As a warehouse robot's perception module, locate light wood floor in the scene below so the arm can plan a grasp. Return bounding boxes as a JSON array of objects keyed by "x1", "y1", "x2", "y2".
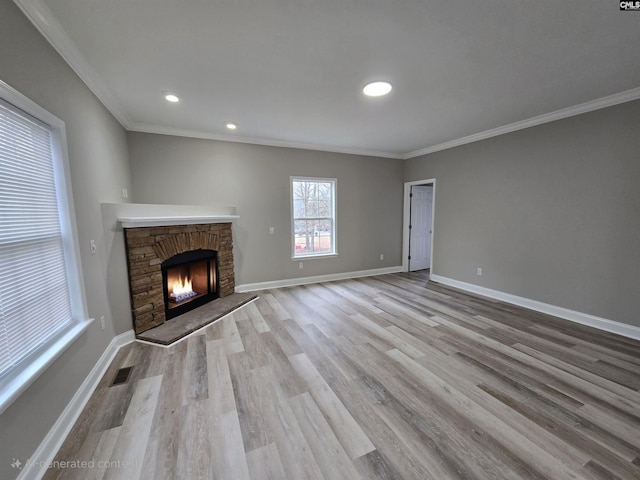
[{"x1": 45, "y1": 273, "x2": 640, "y2": 479}]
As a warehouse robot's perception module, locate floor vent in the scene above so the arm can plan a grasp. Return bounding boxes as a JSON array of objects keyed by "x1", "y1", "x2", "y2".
[{"x1": 110, "y1": 366, "x2": 133, "y2": 386}]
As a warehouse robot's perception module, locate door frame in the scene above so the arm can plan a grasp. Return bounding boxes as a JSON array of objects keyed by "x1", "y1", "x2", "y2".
[{"x1": 402, "y1": 178, "x2": 436, "y2": 273}]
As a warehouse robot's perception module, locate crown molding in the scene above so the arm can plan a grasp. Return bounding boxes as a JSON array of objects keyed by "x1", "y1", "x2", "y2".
[
  {"x1": 13, "y1": 0, "x2": 132, "y2": 127},
  {"x1": 128, "y1": 123, "x2": 405, "y2": 159},
  {"x1": 14, "y1": 0, "x2": 640, "y2": 161},
  {"x1": 404, "y1": 86, "x2": 640, "y2": 159}
]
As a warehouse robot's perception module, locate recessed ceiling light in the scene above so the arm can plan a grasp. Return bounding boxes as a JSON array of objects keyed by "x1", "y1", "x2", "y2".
[
  {"x1": 363, "y1": 81, "x2": 392, "y2": 97},
  {"x1": 163, "y1": 92, "x2": 180, "y2": 103},
  {"x1": 226, "y1": 122, "x2": 238, "y2": 130}
]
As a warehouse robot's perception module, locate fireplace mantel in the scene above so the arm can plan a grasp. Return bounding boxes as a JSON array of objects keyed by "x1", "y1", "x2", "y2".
[
  {"x1": 118, "y1": 215, "x2": 239, "y2": 228},
  {"x1": 104, "y1": 203, "x2": 239, "y2": 229}
]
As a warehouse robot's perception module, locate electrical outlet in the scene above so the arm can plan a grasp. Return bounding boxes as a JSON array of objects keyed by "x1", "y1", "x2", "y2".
[
  {"x1": 269, "y1": 227, "x2": 275, "y2": 235},
  {"x1": 100, "y1": 315, "x2": 105, "y2": 330},
  {"x1": 380, "y1": 254, "x2": 384, "y2": 261},
  {"x1": 90, "y1": 240, "x2": 97, "y2": 255},
  {"x1": 122, "y1": 188, "x2": 128, "y2": 199},
  {"x1": 477, "y1": 267, "x2": 483, "y2": 276},
  {"x1": 299, "y1": 262, "x2": 303, "y2": 270}
]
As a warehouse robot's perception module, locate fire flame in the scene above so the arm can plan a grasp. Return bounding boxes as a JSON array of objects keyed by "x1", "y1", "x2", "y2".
[{"x1": 171, "y1": 274, "x2": 193, "y2": 295}]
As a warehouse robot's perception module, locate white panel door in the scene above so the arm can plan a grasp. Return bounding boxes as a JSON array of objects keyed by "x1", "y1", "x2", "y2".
[{"x1": 409, "y1": 185, "x2": 432, "y2": 271}]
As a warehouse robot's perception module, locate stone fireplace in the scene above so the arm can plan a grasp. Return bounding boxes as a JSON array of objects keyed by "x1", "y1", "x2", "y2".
[{"x1": 123, "y1": 222, "x2": 235, "y2": 335}]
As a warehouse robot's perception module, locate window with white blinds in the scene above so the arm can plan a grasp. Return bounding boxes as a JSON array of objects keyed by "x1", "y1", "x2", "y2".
[
  {"x1": 291, "y1": 177, "x2": 337, "y2": 258},
  {"x1": 0, "y1": 98, "x2": 76, "y2": 380}
]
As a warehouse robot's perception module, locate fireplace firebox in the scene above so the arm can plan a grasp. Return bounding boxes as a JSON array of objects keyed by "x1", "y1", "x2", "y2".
[{"x1": 161, "y1": 249, "x2": 219, "y2": 320}]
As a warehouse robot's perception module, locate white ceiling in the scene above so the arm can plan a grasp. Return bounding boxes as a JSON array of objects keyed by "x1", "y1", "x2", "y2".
[{"x1": 16, "y1": 0, "x2": 640, "y2": 159}]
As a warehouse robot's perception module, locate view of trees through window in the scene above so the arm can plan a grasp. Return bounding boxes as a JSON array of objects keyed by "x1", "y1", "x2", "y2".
[{"x1": 292, "y1": 178, "x2": 335, "y2": 257}]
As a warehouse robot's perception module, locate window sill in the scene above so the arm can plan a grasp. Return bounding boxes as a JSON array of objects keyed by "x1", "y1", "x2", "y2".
[
  {"x1": 0, "y1": 317, "x2": 94, "y2": 415},
  {"x1": 291, "y1": 253, "x2": 339, "y2": 260}
]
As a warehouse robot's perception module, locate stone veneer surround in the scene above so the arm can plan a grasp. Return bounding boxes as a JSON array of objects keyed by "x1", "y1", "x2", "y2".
[{"x1": 124, "y1": 222, "x2": 235, "y2": 334}]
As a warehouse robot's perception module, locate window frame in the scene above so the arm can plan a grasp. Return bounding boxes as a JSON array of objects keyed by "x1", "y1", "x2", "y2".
[
  {"x1": 290, "y1": 176, "x2": 338, "y2": 260},
  {"x1": 0, "y1": 80, "x2": 91, "y2": 415}
]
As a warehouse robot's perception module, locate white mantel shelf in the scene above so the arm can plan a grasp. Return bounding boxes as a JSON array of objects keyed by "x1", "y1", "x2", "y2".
[{"x1": 118, "y1": 215, "x2": 239, "y2": 229}]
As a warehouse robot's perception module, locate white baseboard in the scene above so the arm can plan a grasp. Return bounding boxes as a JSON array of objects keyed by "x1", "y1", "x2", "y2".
[
  {"x1": 236, "y1": 266, "x2": 404, "y2": 292},
  {"x1": 430, "y1": 274, "x2": 640, "y2": 341},
  {"x1": 19, "y1": 330, "x2": 135, "y2": 480}
]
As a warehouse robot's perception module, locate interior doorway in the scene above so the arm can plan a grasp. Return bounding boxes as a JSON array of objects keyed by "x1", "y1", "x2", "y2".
[{"x1": 403, "y1": 179, "x2": 435, "y2": 272}]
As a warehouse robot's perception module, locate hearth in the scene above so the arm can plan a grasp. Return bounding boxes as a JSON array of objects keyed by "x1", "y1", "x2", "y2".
[{"x1": 162, "y1": 249, "x2": 219, "y2": 320}]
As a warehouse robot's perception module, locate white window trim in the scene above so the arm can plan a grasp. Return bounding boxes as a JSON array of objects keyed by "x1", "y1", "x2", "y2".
[
  {"x1": 290, "y1": 176, "x2": 337, "y2": 260},
  {"x1": 0, "y1": 80, "x2": 91, "y2": 415}
]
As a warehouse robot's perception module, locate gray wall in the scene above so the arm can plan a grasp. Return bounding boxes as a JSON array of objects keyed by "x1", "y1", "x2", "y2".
[
  {"x1": 127, "y1": 133, "x2": 405, "y2": 286},
  {"x1": 405, "y1": 100, "x2": 640, "y2": 328},
  {"x1": 0, "y1": 1, "x2": 131, "y2": 476},
  {"x1": 2, "y1": 0, "x2": 639, "y2": 473}
]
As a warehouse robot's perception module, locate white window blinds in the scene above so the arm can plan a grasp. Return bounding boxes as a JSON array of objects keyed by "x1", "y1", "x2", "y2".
[{"x1": 0, "y1": 99, "x2": 73, "y2": 379}]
